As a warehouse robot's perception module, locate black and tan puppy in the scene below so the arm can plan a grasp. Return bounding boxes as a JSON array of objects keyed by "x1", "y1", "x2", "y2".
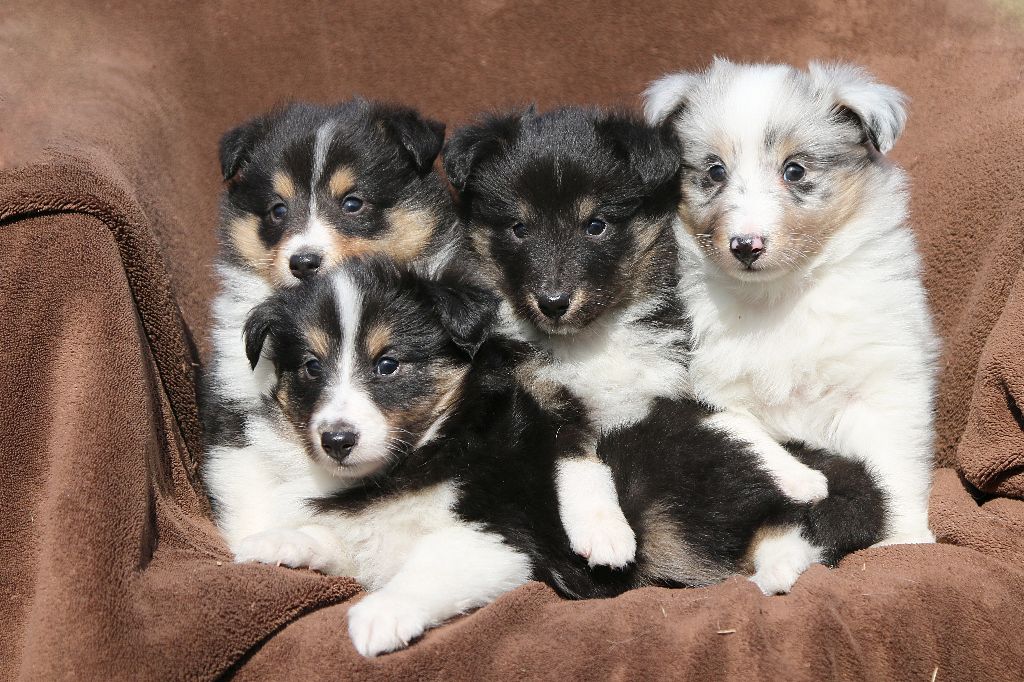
[
  {"x1": 202, "y1": 99, "x2": 460, "y2": 449},
  {"x1": 202, "y1": 257, "x2": 885, "y2": 658},
  {"x1": 443, "y1": 106, "x2": 691, "y2": 569}
]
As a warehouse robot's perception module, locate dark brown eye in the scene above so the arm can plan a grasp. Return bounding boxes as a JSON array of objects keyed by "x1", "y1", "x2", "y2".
[
  {"x1": 512, "y1": 222, "x2": 527, "y2": 239},
  {"x1": 269, "y1": 202, "x2": 289, "y2": 224},
  {"x1": 341, "y1": 195, "x2": 364, "y2": 214},
  {"x1": 585, "y1": 218, "x2": 607, "y2": 236},
  {"x1": 374, "y1": 357, "x2": 399, "y2": 376},
  {"x1": 302, "y1": 358, "x2": 323, "y2": 380},
  {"x1": 783, "y1": 163, "x2": 806, "y2": 182},
  {"x1": 708, "y1": 164, "x2": 727, "y2": 183}
]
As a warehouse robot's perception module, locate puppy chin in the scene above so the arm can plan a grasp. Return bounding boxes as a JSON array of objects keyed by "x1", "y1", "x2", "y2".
[
  {"x1": 524, "y1": 306, "x2": 592, "y2": 337},
  {"x1": 313, "y1": 449, "x2": 389, "y2": 480},
  {"x1": 710, "y1": 251, "x2": 794, "y2": 284}
]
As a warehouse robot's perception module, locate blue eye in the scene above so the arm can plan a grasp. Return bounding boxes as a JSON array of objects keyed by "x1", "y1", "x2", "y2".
[
  {"x1": 269, "y1": 202, "x2": 289, "y2": 223},
  {"x1": 374, "y1": 357, "x2": 399, "y2": 376},
  {"x1": 783, "y1": 162, "x2": 806, "y2": 182},
  {"x1": 512, "y1": 223, "x2": 527, "y2": 239},
  {"x1": 585, "y1": 218, "x2": 607, "y2": 236},
  {"x1": 342, "y1": 196, "x2": 364, "y2": 213},
  {"x1": 708, "y1": 164, "x2": 727, "y2": 183},
  {"x1": 303, "y1": 358, "x2": 322, "y2": 380}
]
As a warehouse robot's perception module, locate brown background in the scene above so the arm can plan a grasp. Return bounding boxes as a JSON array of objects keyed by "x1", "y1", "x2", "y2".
[{"x1": 2, "y1": 0, "x2": 1023, "y2": 678}]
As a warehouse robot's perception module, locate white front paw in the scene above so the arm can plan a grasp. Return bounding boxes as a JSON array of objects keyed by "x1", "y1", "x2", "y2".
[
  {"x1": 773, "y1": 464, "x2": 829, "y2": 503},
  {"x1": 347, "y1": 592, "x2": 429, "y2": 657},
  {"x1": 749, "y1": 559, "x2": 806, "y2": 596},
  {"x1": 873, "y1": 528, "x2": 936, "y2": 547},
  {"x1": 566, "y1": 506, "x2": 637, "y2": 569},
  {"x1": 233, "y1": 528, "x2": 331, "y2": 570}
]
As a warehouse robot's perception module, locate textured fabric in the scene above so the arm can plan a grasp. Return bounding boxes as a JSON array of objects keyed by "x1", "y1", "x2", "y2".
[{"x1": 1, "y1": 0, "x2": 1023, "y2": 678}]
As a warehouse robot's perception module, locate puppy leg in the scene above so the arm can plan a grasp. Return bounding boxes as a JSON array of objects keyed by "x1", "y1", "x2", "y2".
[
  {"x1": 556, "y1": 456, "x2": 637, "y2": 568},
  {"x1": 233, "y1": 524, "x2": 352, "y2": 573},
  {"x1": 748, "y1": 526, "x2": 823, "y2": 595},
  {"x1": 707, "y1": 411, "x2": 829, "y2": 503},
  {"x1": 346, "y1": 526, "x2": 531, "y2": 658},
  {"x1": 835, "y1": 403, "x2": 935, "y2": 545}
]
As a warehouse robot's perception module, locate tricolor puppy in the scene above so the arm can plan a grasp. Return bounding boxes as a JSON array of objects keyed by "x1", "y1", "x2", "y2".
[
  {"x1": 202, "y1": 99, "x2": 459, "y2": 447},
  {"x1": 204, "y1": 258, "x2": 885, "y2": 658},
  {"x1": 644, "y1": 59, "x2": 939, "y2": 543},
  {"x1": 443, "y1": 106, "x2": 691, "y2": 569}
]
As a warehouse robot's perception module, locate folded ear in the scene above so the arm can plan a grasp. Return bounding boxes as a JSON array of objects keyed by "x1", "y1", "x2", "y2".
[
  {"x1": 643, "y1": 71, "x2": 700, "y2": 125},
  {"x1": 425, "y1": 278, "x2": 499, "y2": 358},
  {"x1": 594, "y1": 114, "x2": 681, "y2": 190},
  {"x1": 374, "y1": 104, "x2": 447, "y2": 174},
  {"x1": 443, "y1": 109, "x2": 529, "y2": 191},
  {"x1": 219, "y1": 113, "x2": 274, "y2": 181},
  {"x1": 809, "y1": 61, "x2": 908, "y2": 154},
  {"x1": 242, "y1": 299, "x2": 281, "y2": 370}
]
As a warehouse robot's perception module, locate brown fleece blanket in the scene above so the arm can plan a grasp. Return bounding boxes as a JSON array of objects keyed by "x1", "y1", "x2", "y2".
[{"x1": 2, "y1": 0, "x2": 1023, "y2": 678}]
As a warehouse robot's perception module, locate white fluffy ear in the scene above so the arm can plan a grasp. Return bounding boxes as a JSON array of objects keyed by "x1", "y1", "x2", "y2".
[
  {"x1": 642, "y1": 71, "x2": 699, "y2": 125},
  {"x1": 809, "y1": 61, "x2": 908, "y2": 154}
]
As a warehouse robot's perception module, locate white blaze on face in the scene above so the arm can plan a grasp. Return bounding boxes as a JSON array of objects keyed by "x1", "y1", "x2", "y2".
[
  {"x1": 276, "y1": 119, "x2": 340, "y2": 283},
  {"x1": 713, "y1": 66, "x2": 790, "y2": 244},
  {"x1": 309, "y1": 269, "x2": 391, "y2": 477}
]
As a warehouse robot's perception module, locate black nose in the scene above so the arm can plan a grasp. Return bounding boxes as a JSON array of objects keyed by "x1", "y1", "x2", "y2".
[
  {"x1": 320, "y1": 430, "x2": 358, "y2": 462},
  {"x1": 729, "y1": 235, "x2": 765, "y2": 267},
  {"x1": 289, "y1": 253, "x2": 322, "y2": 279},
  {"x1": 537, "y1": 291, "x2": 572, "y2": 319}
]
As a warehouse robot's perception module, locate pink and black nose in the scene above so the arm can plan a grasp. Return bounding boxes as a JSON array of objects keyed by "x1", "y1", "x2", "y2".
[
  {"x1": 321, "y1": 429, "x2": 358, "y2": 463},
  {"x1": 729, "y1": 235, "x2": 765, "y2": 267},
  {"x1": 289, "y1": 253, "x2": 322, "y2": 279},
  {"x1": 537, "y1": 291, "x2": 572, "y2": 319}
]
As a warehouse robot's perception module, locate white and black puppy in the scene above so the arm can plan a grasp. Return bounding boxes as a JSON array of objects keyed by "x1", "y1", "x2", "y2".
[
  {"x1": 205, "y1": 257, "x2": 884, "y2": 658},
  {"x1": 443, "y1": 106, "x2": 688, "y2": 568},
  {"x1": 644, "y1": 59, "x2": 939, "y2": 543},
  {"x1": 202, "y1": 99, "x2": 460, "y2": 448}
]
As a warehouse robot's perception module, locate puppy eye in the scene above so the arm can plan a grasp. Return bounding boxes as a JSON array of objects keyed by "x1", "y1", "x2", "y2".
[
  {"x1": 302, "y1": 358, "x2": 323, "y2": 380},
  {"x1": 511, "y1": 222, "x2": 527, "y2": 239},
  {"x1": 783, "y1": 163, "x2": 806, "y2": 182},
  {"x1": 708, "y1": 164, "x2": 727, "y2": 183},
  {"x1": 268, "y1": 202, "x2": 289, "y2": 224},
  {"x1": 341, "y1": 195, "x2": 365, "y2": 214},
  {"x1": 374, "y1": 356, "x2": 400, "y2": 376},
  {"x1": 585, "y1": 218, "x2": 607, "y2": 237}
]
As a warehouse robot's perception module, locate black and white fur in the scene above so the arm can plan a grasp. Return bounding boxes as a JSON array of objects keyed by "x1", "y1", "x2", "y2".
[
  {"x1": 204, "y1": 258, "x2": 885, "y2": 658},
  {"x1": 202, "y1": 99, "x2": 460, "y2": 450},
  {"x1": 644, "y1": 60, "x2": 939, "y2": 544}
]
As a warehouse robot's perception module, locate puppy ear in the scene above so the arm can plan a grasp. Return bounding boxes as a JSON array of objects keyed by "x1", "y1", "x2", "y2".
[
  {"x1": 443, "y1": 110, "x2": 527, "y2": 192},
  {"x1": 242, "y1": 299, "x2": 280, "y2": 370},
  {"x1": 643, "y1": 71, "x2": 700, "y2": 125},
  {"x1": 595, "y1": 114, "x2": 681, "y2": 190},
  {"x1": 809, "y1": 61, "x2": 908, "y2": 154},
  {"x1": 219, "y1": 114, "x2": 273, "y2": 181},
  {"x1": 376, "y1": 105, "x2": 447, "y2": 174},
  {"x1": 426, "y1": 278, "x2": 499, "y2": 358}
]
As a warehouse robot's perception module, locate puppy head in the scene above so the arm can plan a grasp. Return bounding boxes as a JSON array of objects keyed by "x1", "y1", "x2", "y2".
[
  {"x1": 645, "y1": 59, "x2": 906, "y2": 281},
  {"x1": 217, "y1": 100, "x2": 450, "y2": 287},
  {"x1": 444, "y1": 106, "x2": 680, "y2": 335},
  {"x1": 243, "y1": 258, "x2": 496, "y2": 480}
]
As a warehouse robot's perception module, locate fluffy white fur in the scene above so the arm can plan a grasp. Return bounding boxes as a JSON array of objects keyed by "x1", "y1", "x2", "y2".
[
  {"x1": 748, "y1": 526, "x2": 823, "y2": 595},
  {"x1": 555, "y1": 458, "x2": 636, "y2": 568},
  {"x1": 645, "y1": 59, "x2": 939, "y2": 544}
]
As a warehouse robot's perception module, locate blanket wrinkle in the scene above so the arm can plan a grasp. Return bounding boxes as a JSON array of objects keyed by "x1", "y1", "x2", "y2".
[{"x1": 2, "y1": 0, "x2": 1024, "y2": 678}]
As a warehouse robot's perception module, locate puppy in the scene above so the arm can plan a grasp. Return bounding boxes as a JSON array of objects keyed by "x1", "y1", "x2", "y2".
[
  {"x1": 204, "y1": 258, "x2": 884, "y2": 657},
  {"x1": 644, "y1": 59, "x2": 939, "y2": 543},
  {"x1": 202, "y1": 99, "x2": 460, "y2": 448},
  {"x1": 442, "y1": 106, "x2": 691, "y2": 569}
]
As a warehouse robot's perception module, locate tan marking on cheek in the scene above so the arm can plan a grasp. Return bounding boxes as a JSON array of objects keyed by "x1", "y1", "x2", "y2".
[
  {"x1": 392, "y1": 364, "x2": 468, "y2": 436},
  {"x1": 228, "y1": 215, "x2": 288, "y2": 286},
  {"x1": 329, "y1": 166, "x2": 357, "y2": 198},
  {"x1": 364, "y1": 323, "x2": 391, "y2": 359},
  {"x1": 306, "y1": 328, "x2": 332, "y2": 360},
  {"x1": 272, "y1": 172, "x2": 297, "y2": 200},
  {"x1": 378, "y1": 206, "x2": 436, "y2": 262},
  {"x1": 775, "y1": 168, "x2": 869, "y2": 267}
]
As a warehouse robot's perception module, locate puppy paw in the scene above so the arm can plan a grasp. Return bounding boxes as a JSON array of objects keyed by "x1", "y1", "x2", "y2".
[
  {"x1": 773, "y1": 464, "x2": 829, "y2": 504},
  {"x1": 233, "y1": 528, "x2": 331, "y2": 571},
  {"x1": 347, "y1": 592, "x2": 429, "y2": 658},
  {"x1": 566, "y1": 507, "x2": 637, "y2": 569},
  {"x1": 872, "y1": 528, "x2": 936, "y2": 547},
  {"x1": 749, "y1": 559, "x2": 807, "y2": 596}
]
